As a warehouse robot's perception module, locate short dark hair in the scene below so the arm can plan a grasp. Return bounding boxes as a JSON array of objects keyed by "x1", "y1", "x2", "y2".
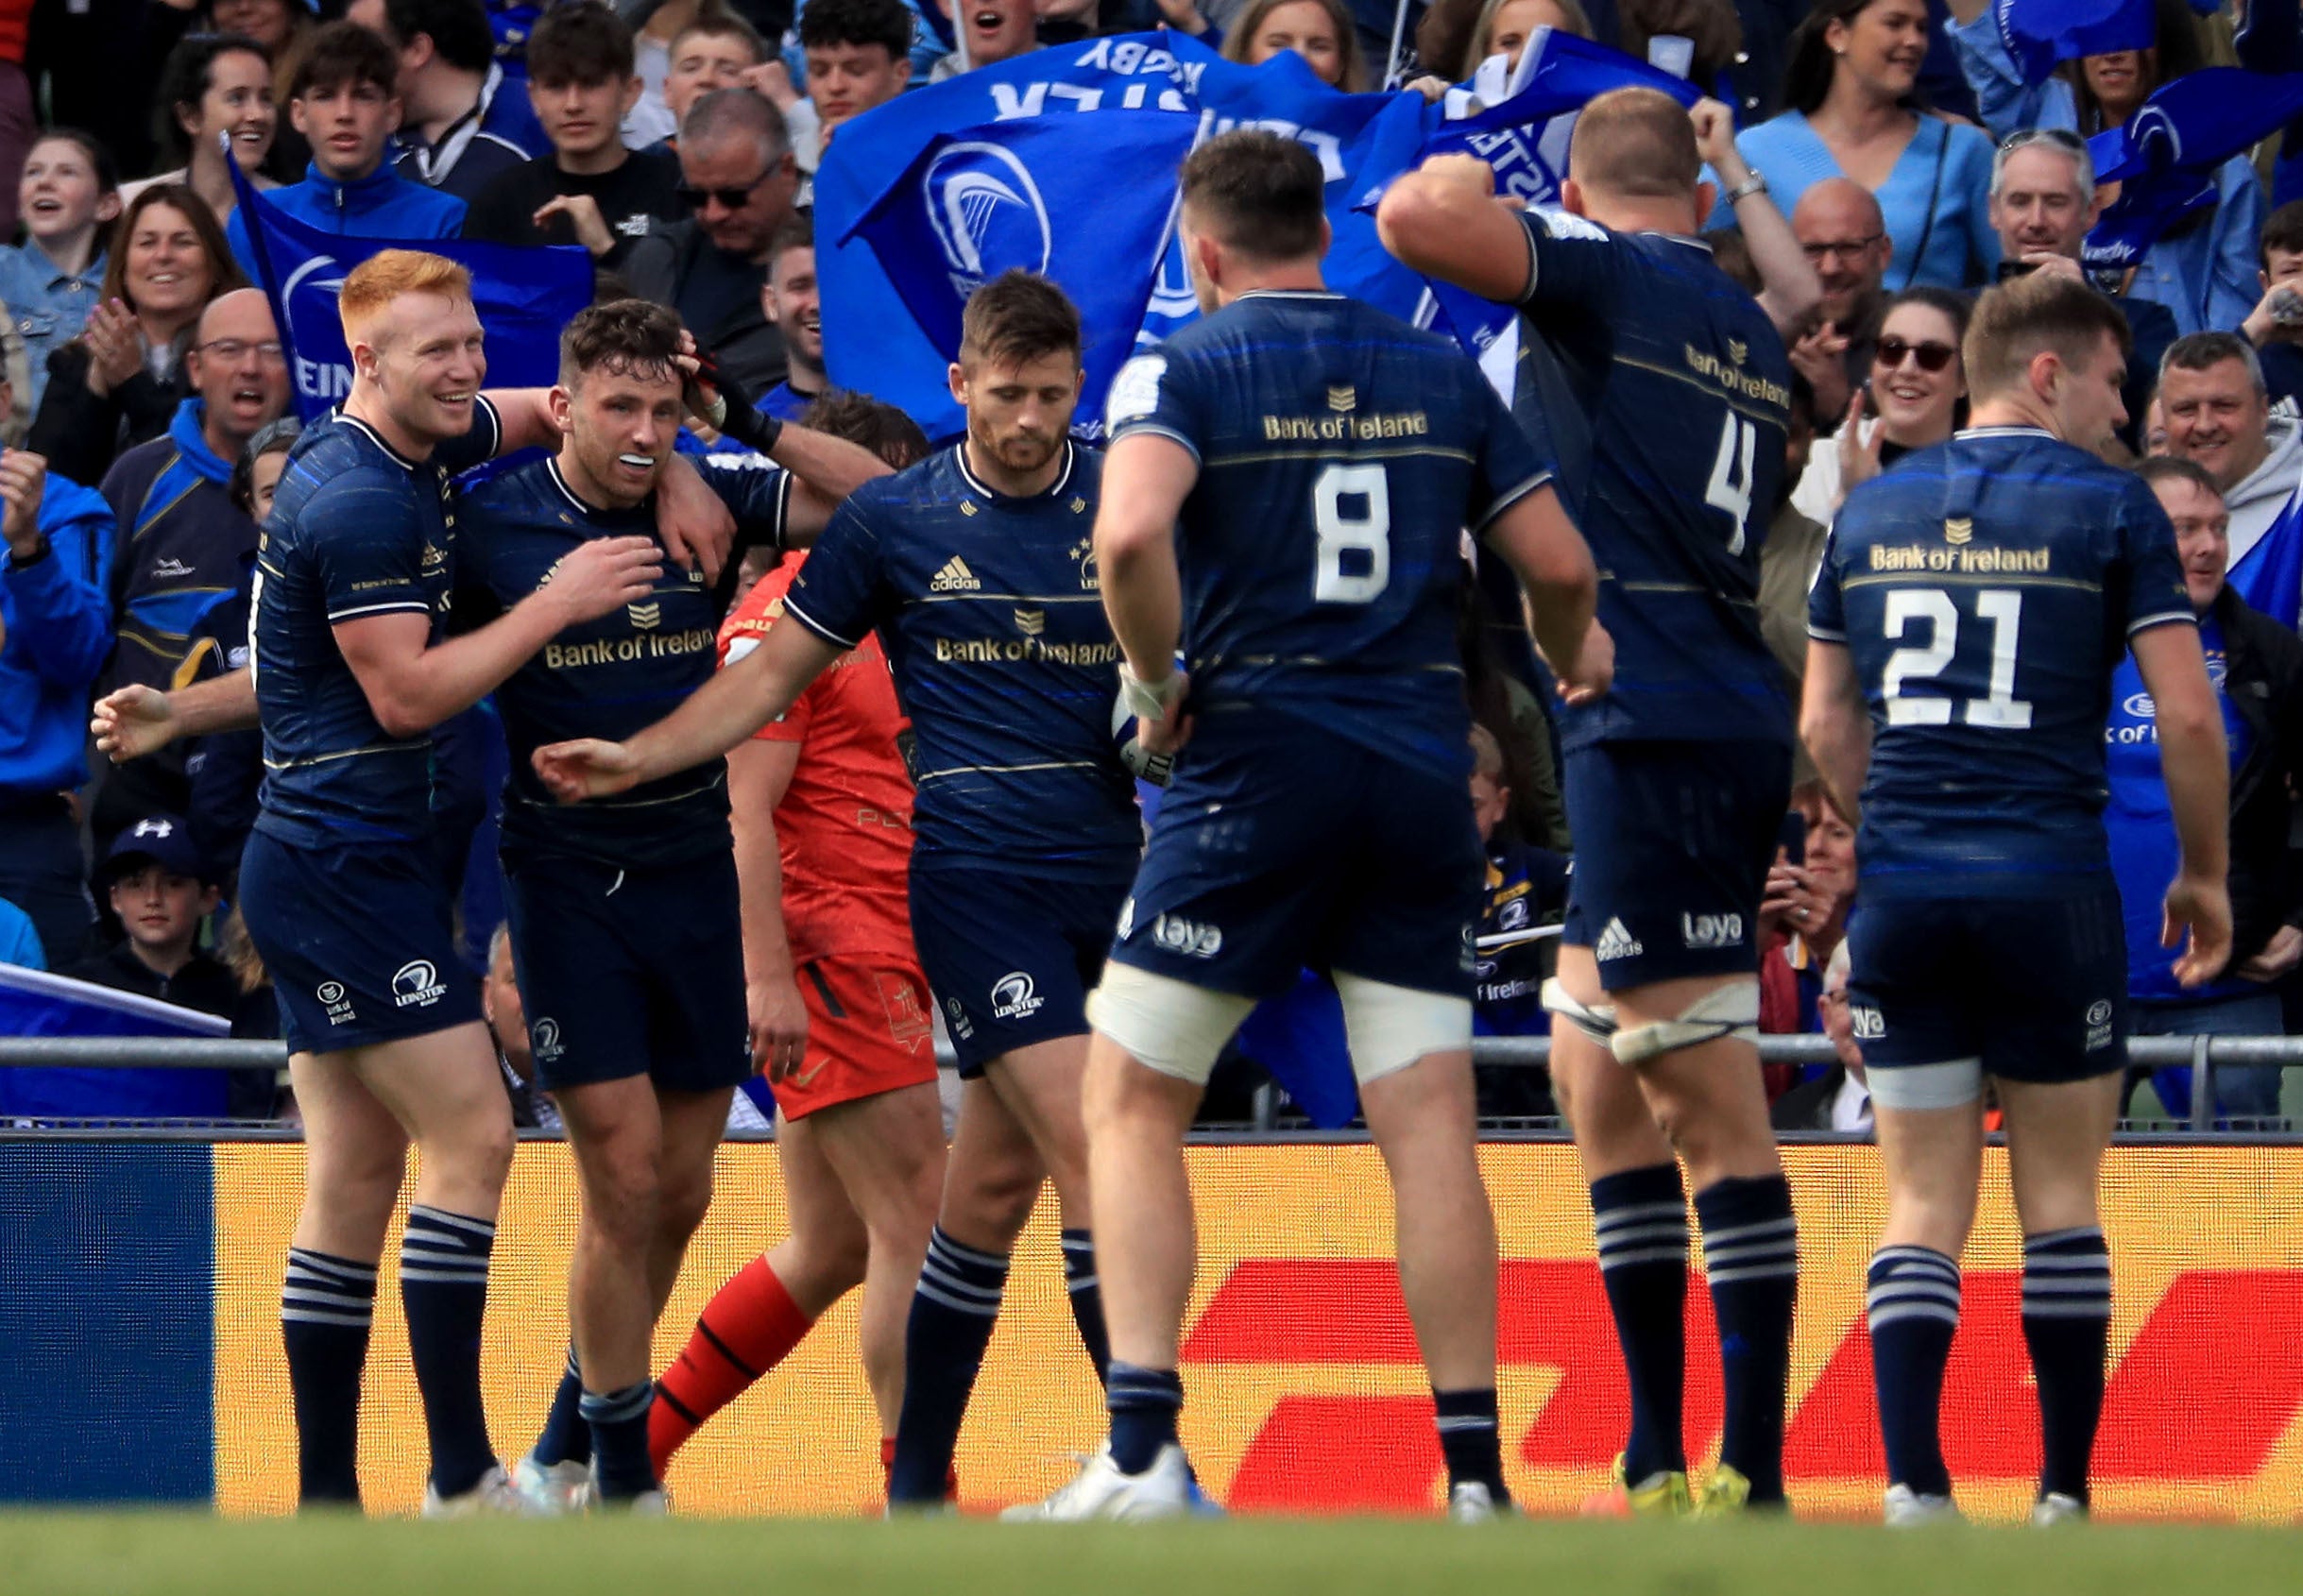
[
  {"x1": 671, "y1": 7, "x2": 768, "y2": 64},
  {"x1": 1965, "y1": 269, "x2": 2133, "y2": 401},
  {"x1": 2262, "y1": 199, "x2": 2303, "y2": 272},
  {"x1": 525, "y1": 0, "x2": 634, "y2": 87},
  {"x1": 797, "y1": 0, "x2": 913, "y2": 58},
  {"x1": 2135, "y1": 454, "x2": 2223, "y2": 501},
  {"x1": 559, "y1": 297, "x2": 685, "y2": 387},
  {"x1": 293, "y1": 21, "x2": 401, "y2": 100},
  {"x1": 2160, "y1": 329, "x2": 2265, "y2": 395},
  {"x1": 800, "y1": 392, "x2": 930, "y2": 470},
  {"x1": 31, "y1": 127, "x2": 119, "y2": 196},
  {"x1": 1179, "y1": 129, "x2": 1324, "y2": 263},
  {"x1": 230, "y1": 416, "x2": 304, "y2": 517},
  {"x1": 768, "y1": 212, "x2": 813, "y2": 266},
  {"x1": 959, "y1": 270, "x2": 1081, "y2": 371},
  {"x1": 374, "y1": 0, "x2": 497, "y2": 75},
  {"x1": 157, "y1": 33, "x2": 272, "y2": 169}
]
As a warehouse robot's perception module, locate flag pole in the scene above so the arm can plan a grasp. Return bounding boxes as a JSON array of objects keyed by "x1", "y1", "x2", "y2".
[{"x1": 1385, "y1": 0, "x2": 1412, "y2": 87}]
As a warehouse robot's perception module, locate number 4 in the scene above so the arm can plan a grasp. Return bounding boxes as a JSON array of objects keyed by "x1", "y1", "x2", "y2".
[{"x1": 1705, "y1": 413, "x2": 1757, "y2": 555}]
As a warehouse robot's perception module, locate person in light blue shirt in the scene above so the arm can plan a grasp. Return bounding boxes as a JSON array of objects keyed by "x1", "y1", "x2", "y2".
[
  {"x1": 1945, "y1": 0, "x2": 2261, "y2": 335},
  {"x1": 0, "y1": 132, "x2": 119, "y2": 416},
  {"x1": 1725, "y1": 0, "x2": 1997, "y2": 291}
]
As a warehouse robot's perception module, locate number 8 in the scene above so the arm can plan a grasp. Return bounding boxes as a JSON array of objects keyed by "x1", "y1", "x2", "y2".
[{"x1": 1312, "y1": 463, "x2": 1390, "y2": 604}]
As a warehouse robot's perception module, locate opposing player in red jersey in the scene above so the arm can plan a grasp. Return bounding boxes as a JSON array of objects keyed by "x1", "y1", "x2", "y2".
[{"x1": 648, "y1": 398, "x2": 955, "y2": 1488}]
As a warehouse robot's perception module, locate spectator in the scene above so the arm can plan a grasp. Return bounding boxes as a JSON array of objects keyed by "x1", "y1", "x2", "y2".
[
  {"x1": 0, "y1": 132, "x2": 120, "y2": 415},
  {"x1": 1467, "y1": 723, "x2": 1565, "y2": 1117},
  {"x1": 929, "y1": 0, "x2": 1042, "y2": 78},
  {"x1": 481, "y1": 921, "x2": 560, "y2": 1131},
  {"x1": 638, "y1": 4, "x2": 767, "y2": 153},
  {"x1": 2107, "y1": 457, "x2": 2303, "y2": 1128},
  {"x1": 788, "y1": 0, "x2": 913, "y2": 173},
  {"x1": 350, "y1": 0, "x2": 550, "y2": 202},
  {"x1": 224, "y1": 24, "x2": 469, "y2": 280},
  {"x1": 2158, "y1": 331, "x2": 2303, "y2": 564},
  {"x1": 756, "y1": 216, "x2": 826, "y2": 423},
  {"x1": 0, "y1": 427, "x2": 113, "y2": 967},
  {"x1": 1946, "y1": 0, "x2": 2254, "y2": 335},
  {"x1": 1618, "y1": 0, "x2": 1745, "y2": 101},
  {"x1": 92, "y1": 288, "x2": 288, "y2": 841},
  {"x1": 461, "y1": 2, "x2": 686, "y2": 268},
  {"x1": 1769, "y1": 942, "x2": 1872, "y2": 1132},
  {"x1": 1728, "y1": 0, "x2": 1997, "y2": 291},
  {"x1": 0, "y1": 0, "x2": 36, "y2": 235},
  {"x1": 1457, "y1": 0, "x2": 1592, "y2": 79},
  {"x1": 1758, "y1": 782, "x2": 1851, "y2": 1036},
  {"x1": 134, "y1": 0, "x2": 321, "y2": 181},
  {"x1": 30, "y1": 189, "x2": 243, "y2": 523},
  {"x1": 177, "y1": 416, "x2": 300, "y2": 887},
  {"x1": 2240, "y1": 199, "x2": 2303, "y2": 412},
  {"x1": 122, "y1": 34, "x2": 281, "y2": 230},
  {"x1": 1788, "y1": 177, "x2": 1890, "y2": 421},
  {"x1": 1987, "y1": 127, "x2": 2177, "y2": 450},
  {"x1": 1791, "y1": 284, "x2": 1968, "y2": 526},
  {"x1": 626, "y1": 88, "x2": 795, "y2": 395},
  {"x1": 1221, "y1": 0, "x2": 1368, "y2": 90}
]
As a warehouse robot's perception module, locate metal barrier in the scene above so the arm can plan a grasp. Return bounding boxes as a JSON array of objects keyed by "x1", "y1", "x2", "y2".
[{"x1": 5, "y1": 1032, "x2": 2300, "y2": 1136}]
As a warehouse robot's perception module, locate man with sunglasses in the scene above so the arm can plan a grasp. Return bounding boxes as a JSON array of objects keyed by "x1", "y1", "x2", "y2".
[
  {"x1": 1988, "y1": 127, "x2": 2175, "y2": 451},
  {"x1": 626, "y1": 88, "x2": 798, "y2": 399}
]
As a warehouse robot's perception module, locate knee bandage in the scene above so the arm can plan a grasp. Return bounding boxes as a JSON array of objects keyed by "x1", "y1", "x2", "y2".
[
  {"x1": 1333, "y1": 972, "x2": 1472, "y2": 1085},
  {"x1": 1085, "y1": 962, "x2": 1254, "y2": 1086},
  {"x1": 1612, "y1": 979, "x2": 1760, "y2": 1067},
  {"x1": 1542, "y1": 978, "x2": 1620, "y2": 1044}
]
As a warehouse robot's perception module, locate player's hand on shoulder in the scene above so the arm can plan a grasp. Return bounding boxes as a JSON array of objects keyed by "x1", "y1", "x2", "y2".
[
  {"x1": 2163, "y1": 872, "x2": 2235, "y2": 990},
  {"x1": 533, "y1": 738, "x2": 643, "y2": 802},
  {"x1": 544, "y1": 535, "x2": 663, "y2": 624},
  {"x1": 656, "y1": 454, "x2": 737, "y2": 584},
  {"x1": 1551, "y1": 619, "x2": 1613, "y2": 707},
  {"x1": 91, "y1": 684, "x2": 179, "y2": 764},
  {"x1": 748, "y1": 974, "x2": 810, "y2": 1080}
]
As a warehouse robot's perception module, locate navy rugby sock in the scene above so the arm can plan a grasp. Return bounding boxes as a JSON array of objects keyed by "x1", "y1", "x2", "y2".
[
  {"x1": 2022, "y1": 1227, "x2": 2111, "y2": 1505},
  {"x1": 1106, "y1": 1362, "x2": 1184, "y2": 1475},
  {"x1": 888, "y1": 1227, "x2": 1009, "y2": 1503},
  {"x1": 1591, "y1": 1163, "x2": 1690, "y2": 1482},
  {"x1": 281, "y1": 1248, "x2": 377, "y2": 1505},
  {"x1": 533, "y1": 1344, "x2": 591, "y2": 1467},
  {"x1": 1866, "y1": 1247, "x2": 1960, "y2": 1498},
  {"x1": 1695, "y1": 1175, "x2": 1798, "y2": 1504},
  {"x1": 1060, "y1": 1228, "x2": 1111, "y2": 1384},
  {"x1": 401, "y1": 1205, "x2": 500, "y2": 1499}
]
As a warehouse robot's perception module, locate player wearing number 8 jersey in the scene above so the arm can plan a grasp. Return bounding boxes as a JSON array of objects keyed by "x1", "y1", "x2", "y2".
[
  {"x1": 1802, "y1": 270, "x2": 2232, "y2": 1526},
  {"x1": 1382, "y1": 89, "x2": 1803, "y2": 1516},
  {"x1": 1014, "y1": 129, "x2": 1606, "y2": 1522}
]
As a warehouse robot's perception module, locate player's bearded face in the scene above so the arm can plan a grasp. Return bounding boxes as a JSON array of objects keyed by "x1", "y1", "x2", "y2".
[
  {"x1": 567, "y1": 365, "x2": 681, "y2": 507},
  {"x1": 964, "y1": 351, "x2": 1082, "y2": 474}
]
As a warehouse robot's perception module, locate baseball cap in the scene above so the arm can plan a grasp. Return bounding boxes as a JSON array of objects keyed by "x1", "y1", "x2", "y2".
[{"x1": 97, "y1": 816, "x2": 214, "y2": 888}]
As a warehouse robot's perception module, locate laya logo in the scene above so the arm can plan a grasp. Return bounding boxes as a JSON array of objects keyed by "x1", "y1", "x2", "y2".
[
  {"x1": 990, "y1": 970, "x2": 1043, "y2": 1020},
  {"x1": 392, "y1": 959, "x2": 448, "y2": 1009},
  {"x1": 923, "y1": 141, "x2": 1052, "y2": 300},
  {"x1": 1849, "y1": 1005, "x2": 1885, "y2": 1040},
  {"x1": 1680, "y1": 912, "x2": 1744, "y2": 951},
  {"x1": 1152, "y1": 913, "x2": 1223, "y2": 959},
  {"x1": 532, "y1": 1017, "x2": 563, "y2": 1061}
]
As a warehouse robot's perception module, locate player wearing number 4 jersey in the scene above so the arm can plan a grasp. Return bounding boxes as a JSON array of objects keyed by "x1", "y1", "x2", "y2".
[
  {"x1": 1383, "y1": 89, "x2": 1802, "y2": 1517},
  {"x1": 1803, "y1": 270, "x2": 2232, "y2": 1527},
  {"x1": 1012, "y1": 129, "x2": 1607, "y2": 1523}
]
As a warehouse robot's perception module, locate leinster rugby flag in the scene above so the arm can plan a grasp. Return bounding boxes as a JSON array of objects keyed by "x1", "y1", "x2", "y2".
[
  {"x1": 229, "y1": 161, "x2": 591, "y2": 422},
  {"x1": 2085, "y1": 68, "x2": 2303, "y2": 268},
  {"x1": 0, "y1": 964, "x2": 233, "y2": 1120},
  {"x1": 1993, "y1": 0, "x2": 2157, "y2": 86}
]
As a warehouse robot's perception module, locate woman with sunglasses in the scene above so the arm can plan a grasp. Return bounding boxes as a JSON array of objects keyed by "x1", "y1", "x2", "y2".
[
  {"x1": 1946, "y1": 0, "x2": 2259, "y2": 336},
  {"x1": 1793, "y1": 286, "x2": 1970, "y2": 527},
  {"x1": 1722, "y1": 0, "x2": 1998, "y2": 292}
]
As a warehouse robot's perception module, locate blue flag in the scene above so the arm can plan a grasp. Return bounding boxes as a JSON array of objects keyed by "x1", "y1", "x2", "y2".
[
  {"x1": 2084, "y1": 68, "x2": 2303, "y2": 267},
  {"x1": 1993, "y1": 0, "x2": 2157, "y2": 86},
  {"x1": 2230, "y1": 486, "x2": 2303, "y2": 631},
  {"x1": 229, "y1": 161, "x2": 591, "y2": 423},
  {"x1": 843, "y1": 111, "x2": 1198, "y2": 431},
  {"x1": 0, "y1": 963, "x2": 235, "y2": 1119}
]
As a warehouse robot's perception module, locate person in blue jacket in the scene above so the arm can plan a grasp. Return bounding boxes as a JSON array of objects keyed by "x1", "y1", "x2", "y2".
[
  {"x1": 0, "y1": 400, "x2": 117, "y2": 968},
  {"x1": 225, "y1": 24, "x2": 468, "y2": 282},
  {"x1": 1946, "y1": 0, "x2": 2261, "y2": 336}
]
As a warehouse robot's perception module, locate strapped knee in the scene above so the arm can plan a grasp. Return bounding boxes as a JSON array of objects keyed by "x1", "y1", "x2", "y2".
[
  {"x1": 1542, "y1": 977, "x2": 1620, "y2": 1045},
  {"x1": 1612, "y1": 979, "x2": 1760, "y2": 1067}
]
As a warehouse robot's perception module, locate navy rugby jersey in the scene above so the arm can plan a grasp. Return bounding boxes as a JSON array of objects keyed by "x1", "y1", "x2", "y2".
[
  {"x1": 1106, "y1": 290, "x2": 1553, "y2": 775},
  {"x1": 782, "y1": 442, "x2": 1141, "y2": 880},
  {"x1": 1511, "y1": 208, "x2": 1793, "y2": 750},
  {"x1": 249, "y1": 401, "x2": 503, "y2": 847},
  {"x1": 455, "y1": 456, "x2": 793, "y2": 869},
  {"x1": 1809, "y1": 426, "x2": 2194, "y2": 895}
]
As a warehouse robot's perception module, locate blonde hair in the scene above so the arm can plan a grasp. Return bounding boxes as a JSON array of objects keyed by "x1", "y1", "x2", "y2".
[
  {"x1": 1222, "y1": 0, "x2": 1370, "y2": 93},
  {"x1": 337, "y1": 249, "x2": 473, "y2": 348},
  {"x1": 1567, "y1": 86, "x2": 1699, "y2": 200},
  {"x1": 1470, "y1": 722, "x2": 1507, "y2": 782},
  {"x1": 1963, "y1": 270, "x2": 2131, "y2": 406},
  {"x1": 1459, "y1": 0, "x2": 1592, "y2": 80}
]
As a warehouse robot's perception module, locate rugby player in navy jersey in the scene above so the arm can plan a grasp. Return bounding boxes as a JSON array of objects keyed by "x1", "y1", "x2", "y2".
[
  {"x1": 87, "y1": 250, "x2": 741, "y2": 1517},
  {"x1": 535, "y1": 273, "x2": 1141, "y2": 1510},
  {"x1": 446, "y1": 299, "x2": 889, "y2": 1513},
  {"x1": 1002, "y1": 130, "x2": 1606, "y2": 1522},
  {"x1": 1382, "y1": 90, "x2": 1804, "y2": 1515},
  {"x1": 1803, "y1": 271, "x2": 2231, "y2": 1527}
]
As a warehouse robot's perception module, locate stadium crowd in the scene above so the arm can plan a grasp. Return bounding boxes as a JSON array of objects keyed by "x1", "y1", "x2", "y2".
[{"x1": 4, "y1": 0, "x2": 2301, "y2": 1128}]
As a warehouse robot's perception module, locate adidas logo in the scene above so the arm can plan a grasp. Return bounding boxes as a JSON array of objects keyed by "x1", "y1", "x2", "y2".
[
  {"x1": 1594, "y1": 917, "x2": 1644, "y2": 962},
  {"x1": 929, "y1": 555, "x2": 980, "y2": 592}
]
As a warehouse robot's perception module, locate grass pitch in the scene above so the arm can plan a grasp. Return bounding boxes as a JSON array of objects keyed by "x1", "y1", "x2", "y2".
[{"x1": 2, "y1": 1512, "x2": 2297, "y2": 1596}]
